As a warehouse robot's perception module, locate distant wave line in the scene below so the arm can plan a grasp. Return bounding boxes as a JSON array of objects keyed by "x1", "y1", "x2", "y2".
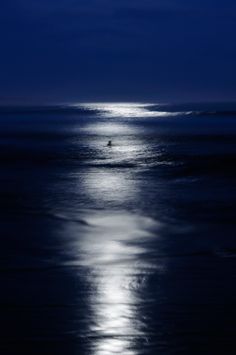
[{"x1": 1, "y1": 104, "x2": 236, "y2": 117}]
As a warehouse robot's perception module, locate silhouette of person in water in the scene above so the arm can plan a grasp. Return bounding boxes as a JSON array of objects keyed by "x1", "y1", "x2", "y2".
[{"x1": 107, "y1": 140, "x2": 112, "y2": 147}]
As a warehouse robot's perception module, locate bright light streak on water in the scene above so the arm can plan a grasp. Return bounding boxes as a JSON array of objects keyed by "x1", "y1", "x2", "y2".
[
  {"x1": 77, "y1": 120, "x2": 159, "y2": 170},
  {"x1": 75, "y1": 120, "x2": 154, "y2": 203},
  {"x1": 64, "y1": 115, "x2": 164, "y2": 353},
  {"x1": 81, "y1": 121, "x2": 137, "y2": 135},
  {"x1": 77, "y1": 102, "x2": 180, "y2": 118},
  {"x1": 2, "y1": 102, "x2": 236, "y2": 354},
  {"x1": 64, "y1": 212, "x2": 162, "y2": 355},
  {"x1": 81, "y1": 170, "x2": 137, "y2": 202}
]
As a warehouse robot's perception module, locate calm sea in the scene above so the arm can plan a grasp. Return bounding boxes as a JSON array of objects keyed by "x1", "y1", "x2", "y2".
[{"x1": 0, "y1": 102, "x2": 236, "y2": 354}]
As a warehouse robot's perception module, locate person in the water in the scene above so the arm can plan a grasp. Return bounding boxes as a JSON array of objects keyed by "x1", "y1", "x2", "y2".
[{"x1": 107, "y1": 140, "x2": 112, "y2": 147}]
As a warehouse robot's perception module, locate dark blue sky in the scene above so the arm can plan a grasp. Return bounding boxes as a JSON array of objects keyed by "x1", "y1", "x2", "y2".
[{"x1": 1, "y1": 0, "x2": 236, "y2": 103}]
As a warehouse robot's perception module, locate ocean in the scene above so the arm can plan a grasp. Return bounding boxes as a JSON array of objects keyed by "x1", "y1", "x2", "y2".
[{"x1": 0, "y1": 102, "x2": 236, "y2": 354}]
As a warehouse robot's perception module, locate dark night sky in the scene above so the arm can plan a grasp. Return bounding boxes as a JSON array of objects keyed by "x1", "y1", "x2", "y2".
[{"x1": 1, "y1": 0, "x2": 236, "y2": 104}]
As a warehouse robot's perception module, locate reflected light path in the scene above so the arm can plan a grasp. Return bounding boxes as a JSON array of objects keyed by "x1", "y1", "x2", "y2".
[
  {"x1": 77, "y1": 102, "x2": 179, "y2": 118},
  {"x1": 81, "y1": 170, "x2": 136, "y2": 203},
  {"x1": 79, "y1": 120, "x2": 141, "y2": 203},
  {"x1": 81, "y1": 121, "x2": 137, "y2": 135},
  {"x1": 86, "y1": 214, "x2": 159, "y2": 355},
  {"x1": 67, "y1": 212, "x2": 161, "y2": 355},
  {"x1": 78, "y1": 119, "x2": 160, "y2": 172},
  {"x1": 66, "y1": 108, "x2": 164, "y2": 354}
]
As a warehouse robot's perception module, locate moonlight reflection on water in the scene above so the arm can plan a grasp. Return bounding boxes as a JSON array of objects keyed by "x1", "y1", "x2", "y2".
[
  {"x1": 65, "y1": 113, "x2": 164, "y2": 354},
  {"x1": 1, "y1": 102, "x2": 236, "y2": 354},
  {"x1": 77, "y1": 102, "x2": 182, "y2": 118},
  {"x1": 65, "y1": 212, "x2": 162, "y2": 355}
]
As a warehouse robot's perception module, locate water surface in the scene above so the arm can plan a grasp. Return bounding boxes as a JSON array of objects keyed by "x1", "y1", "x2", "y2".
[{"x1": 0, "y1": 102, "x2": 236, "y2": 354}]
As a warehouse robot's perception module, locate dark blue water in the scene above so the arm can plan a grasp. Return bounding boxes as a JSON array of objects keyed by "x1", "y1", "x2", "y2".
[{"x1": 0, "y1": 103, "x2": 236, "y2": 354}]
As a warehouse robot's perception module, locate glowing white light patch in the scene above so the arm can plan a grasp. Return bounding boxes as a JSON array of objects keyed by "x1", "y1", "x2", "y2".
[
  {"x1": 64, "y1": 212, "x2": 162, "y2": 355},
  {"x1": 82, "y1": 122, "x2": 135, "y2": 135},
  {"x1": 76, "y1": 102, "x2": 179, "y2": 118},
  {"x1": 80, "y1": 170, "x2": 137, "y2": 202}
]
